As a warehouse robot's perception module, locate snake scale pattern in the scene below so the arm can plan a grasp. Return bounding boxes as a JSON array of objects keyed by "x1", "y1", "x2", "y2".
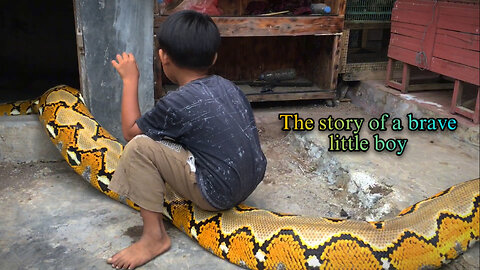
[{"x1": 1, "y1": 85, "x2": 479, "y2": 270}]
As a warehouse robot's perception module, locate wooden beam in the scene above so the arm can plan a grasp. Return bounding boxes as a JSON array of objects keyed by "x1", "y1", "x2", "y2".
[
  {"x1": 407, "y1": 83, "x2": 454, "y2": 91},
  {"x1": 246, "y1": 91, "x2": 335, "y2": 102},
  {"x1": 155, "y1": 16, "x2": 344, "y2": 36},
  {"x1": 329, "y1": 35, "x2": 341, "y2": 90},
  {"x1": 431, "y1": 57, "x2": 480, "y2": 86}
]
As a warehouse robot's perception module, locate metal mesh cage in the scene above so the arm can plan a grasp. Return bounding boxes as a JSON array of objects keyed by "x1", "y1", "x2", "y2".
[{"x1": 345, "y1": 0, "x2": 396, "y2": 21}]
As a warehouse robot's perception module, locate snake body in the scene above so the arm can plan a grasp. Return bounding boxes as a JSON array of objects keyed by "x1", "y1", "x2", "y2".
[{"x1": 1, "y1": 85, "x2": 479, "y2": 270}]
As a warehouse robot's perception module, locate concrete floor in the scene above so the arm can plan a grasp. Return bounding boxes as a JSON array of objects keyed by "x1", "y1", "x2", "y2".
[{"x1": 0, "y1": 81, "x2": 479, "y2": 269}]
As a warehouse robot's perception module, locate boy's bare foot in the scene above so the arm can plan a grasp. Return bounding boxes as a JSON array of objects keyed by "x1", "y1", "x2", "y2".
[
  {"x1": 107, "y1": 208, "x2": 171, "y2": 269},
  {"x1": 107, "y1": 232, "x2": 171, "y2": 269}
]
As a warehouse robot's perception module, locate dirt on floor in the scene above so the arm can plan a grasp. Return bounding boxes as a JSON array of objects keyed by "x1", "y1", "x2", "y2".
[{"x1": 251, "y1": 102, "x2": 371, "y2": 219}]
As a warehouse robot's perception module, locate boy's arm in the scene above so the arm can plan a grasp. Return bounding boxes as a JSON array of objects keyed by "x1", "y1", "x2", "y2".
[{"x1": 112, "y1": 52, "x2": 143, "y2": 142}]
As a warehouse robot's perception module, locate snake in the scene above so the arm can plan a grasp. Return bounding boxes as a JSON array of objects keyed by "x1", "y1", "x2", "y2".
[{"x1": 0, "y1": 85, "x2": 478, "y2": 270}]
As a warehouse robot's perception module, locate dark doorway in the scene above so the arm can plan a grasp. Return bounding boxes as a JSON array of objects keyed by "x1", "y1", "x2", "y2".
[{"x1": 0, "y1": 1, "x2": 79, "y2": 102}]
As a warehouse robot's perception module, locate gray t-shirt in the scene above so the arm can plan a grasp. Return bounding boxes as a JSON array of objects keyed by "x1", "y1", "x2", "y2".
[{"x1": 136, "y1": 75, "x2": 267, "y2": 209}]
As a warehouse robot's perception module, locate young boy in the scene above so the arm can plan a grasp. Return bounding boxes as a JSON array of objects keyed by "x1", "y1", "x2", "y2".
[{"x1": 107, "y1": 10, "x2": 267, "y2": 269}]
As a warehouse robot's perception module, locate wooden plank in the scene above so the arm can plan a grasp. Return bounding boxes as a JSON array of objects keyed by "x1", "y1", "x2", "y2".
[
  {"x1": 391, "y1": 9, "x2": 432, "y2": 26},
  {"x1": 246, "y1": 91, "x2": 335, "y2": 102},
  {"x1": 388, "y1": 45, "x2": 420, "y2": 67},
  {"x1": 238, "y1": 79, "x2": 337, "y2": 100},
  {"x1": 401, "y1": 62, "x2": 410, "y2": 93},
  {"x1": 394, "y1": 0, "x2": 435, "y2": 13},
  {"x1": 390, "y1": 33, "x2": 422, "y2": 52},
  {"x1": 386, "y1": 58, "x2": 394, "y2": 84},
  {"x1": 387, "y1": 80, "x2": 405, "y2": 92},
  {"x1": 436, "y1": 29, "x2": 480, "y2": 52},
  {"x1": 339, "y1": 29, "x2": 349, "y2": 72},
  {"x1": 239, "y1": 85, "x2": 328, "y2": 94},
  {"x1": 391, "y1": 21, "x2": 425, "y2": 39},
  {"x1": 154, "y1": 16, "x2": 344, "y2": 36},
  {"x1": 339, "y1": 0, "x2": 347, "y2": 16},
  {"x1": 431, "y1": 57, "x2": 480, "y2": 86},
  {"x1": 433, "y1": 43, "x2": 480, "y2": 69},
  {"x1": 407, "y1": 82, "x2": 454, "y2": 91},
  {"x1": 454, "y1": 106, "x2": 475, "y2": 117},
  {"x1": 437, "y1": 12, "x2": 480, "y2": 34},
  {"x1": 450, "y1": 80, "x2": 463, "y2": 113},
  {"x1": 443, "y1": 0, "x2": 480, "y2": 3},
  {"x1": 329, "y1": 35, "x2": 341, "y2": 90},
  {"x1": 475, "y1": 88, "x2": 480, "y2": 124},
  {"x1": 438, "y1": 4, "x2": 480, "y2": 21},
  {"x1": 216, "y1": 16, "x2": 344, "y2": 36},
  {"x1": 313, "y1": 36, "x2": 336, "y2": 89}
]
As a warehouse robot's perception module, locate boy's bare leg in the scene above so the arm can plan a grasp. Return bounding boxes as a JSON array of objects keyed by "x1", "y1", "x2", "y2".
[{"x1": 107, "y1": 208, "x2": 171, "y2": 269}]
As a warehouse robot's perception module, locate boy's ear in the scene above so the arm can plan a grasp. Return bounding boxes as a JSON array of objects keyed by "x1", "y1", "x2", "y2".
[
  {"x1": 158, "y1": 49, "x2": 169, "y2": 64},
  {"x1": 211, "y1": 53, "x2": 218, "y2": 66}
]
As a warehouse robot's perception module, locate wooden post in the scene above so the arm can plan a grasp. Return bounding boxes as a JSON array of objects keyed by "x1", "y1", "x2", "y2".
[
  {"x1": 474, "y1": 87, "x2": 479, "y2": 124},
  {"x1": 386, "y1": 58, "x2": 393, "y2": 85},
  {"x1": 450, "y1": 80, "x2": 462, "y2": 114},
  {"x1": 329, "y1": 35, "x2": 342, "y2": 90},
  {"x1": 386, "y1": 58, "x2": 406, "y2": 92},
  {"x1": 401, "y1": 63, "x2": 410, "y2": 93}
]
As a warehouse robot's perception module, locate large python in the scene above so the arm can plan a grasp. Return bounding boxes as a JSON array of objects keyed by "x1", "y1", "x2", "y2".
[{"x1": 1, "y1": 85, "x2": 478, "y2": 270}]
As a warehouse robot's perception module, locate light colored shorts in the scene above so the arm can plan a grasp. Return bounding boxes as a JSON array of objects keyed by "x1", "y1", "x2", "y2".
[{"x1": 109, "y1": 135, "x2": 217, "y2": 213}]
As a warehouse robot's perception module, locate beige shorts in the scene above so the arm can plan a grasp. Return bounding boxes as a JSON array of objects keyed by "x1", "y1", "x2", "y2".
[{"x1": 109, "y1": 135, "x2": 217, "y2": 213}]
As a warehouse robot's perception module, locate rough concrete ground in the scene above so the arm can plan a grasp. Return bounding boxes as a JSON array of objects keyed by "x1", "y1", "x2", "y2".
[
  {"x1": 1, "y1": 93, "x2": 479, "y2": 269},
  {"x1": 0, "y1": 161, "x2": 237, "y2": 270}
]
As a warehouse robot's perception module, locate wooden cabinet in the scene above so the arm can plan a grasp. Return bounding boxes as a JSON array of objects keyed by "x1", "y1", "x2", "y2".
[
  {"x1": 154, "y1": 0, "x2": 346, "y2": 102},
  {"x1": 386, "y1": 0, "x2": 479, "y2": 123}
]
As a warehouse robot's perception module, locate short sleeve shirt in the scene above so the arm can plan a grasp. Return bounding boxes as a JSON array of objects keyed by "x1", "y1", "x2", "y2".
[{"x1": 136, "y1": 75, "x2": 267, "y2": 209}]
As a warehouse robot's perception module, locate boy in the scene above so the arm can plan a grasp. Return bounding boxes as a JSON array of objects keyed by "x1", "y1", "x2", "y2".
[{"x1": 107, "y1": 10, "x2": 267, "y2": 269}]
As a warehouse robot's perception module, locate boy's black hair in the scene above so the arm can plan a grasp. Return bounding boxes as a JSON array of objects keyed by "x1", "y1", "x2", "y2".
[{"x1": 157, "y1": 10, "x2": 221, "y2": 70}]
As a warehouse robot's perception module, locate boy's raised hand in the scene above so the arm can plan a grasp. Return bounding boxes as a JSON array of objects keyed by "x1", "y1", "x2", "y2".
[{"x1": 112, "y1": 52, "x2": 139, "y2": 84}]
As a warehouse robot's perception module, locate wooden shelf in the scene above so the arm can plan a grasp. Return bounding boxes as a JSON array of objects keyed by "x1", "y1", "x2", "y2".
[
  {"x1": 163, "y1": 84, "x2": 335, "y2": 102},
  {"x1": 154, "y1": 16, "x2": 344, "y2": 37},
  {"x1": 154, "y1": 0, "x2": 346, "y2": 102},
  {"x1": 238, "y1": 85, "x2": 335, "y2": 102}
]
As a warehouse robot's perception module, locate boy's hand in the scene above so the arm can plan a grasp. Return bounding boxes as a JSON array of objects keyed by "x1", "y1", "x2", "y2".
[{"x1": 112, "y1": 52, "x2": 139, "y2": 84}]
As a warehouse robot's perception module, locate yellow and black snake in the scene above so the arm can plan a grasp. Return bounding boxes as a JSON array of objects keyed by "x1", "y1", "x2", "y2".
[{"x1": 1, "y1": 85, "x2": 478, "y2": 270}]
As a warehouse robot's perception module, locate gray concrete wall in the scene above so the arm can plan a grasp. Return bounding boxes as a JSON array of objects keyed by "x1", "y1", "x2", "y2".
[{"x1": 75, "y1": 0, "x2": 154, "y2": 142}]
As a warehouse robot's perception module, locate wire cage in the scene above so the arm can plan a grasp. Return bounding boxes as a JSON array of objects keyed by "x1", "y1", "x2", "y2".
[{"x1": 345, "y1": 0, "x2": 396, "y2": 21}]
